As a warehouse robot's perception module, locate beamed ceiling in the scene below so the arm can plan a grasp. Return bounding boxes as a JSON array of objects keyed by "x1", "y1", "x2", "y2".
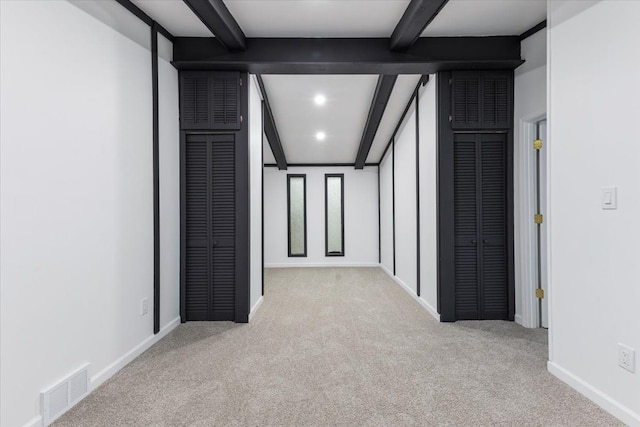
[{"x1": 130, "y1": 0, "x2": 547, "y2": 166}]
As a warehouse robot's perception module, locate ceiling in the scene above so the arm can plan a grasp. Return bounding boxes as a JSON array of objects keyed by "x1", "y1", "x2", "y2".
[
  {"x1": 423, "y1": 0, "x2": 546, "y2": 37},
  {"x1": 131, "y1": 0, "x2": 547, "y2": 165},
  {"x1": 225, "y1": 0, "x2": 411, "y2": 38},
  {"x1": 132, "y1": 0, "x2": 210, "y2": 36},
  {"x1": 261, "y1": 75, "x2": 379, "y2": 164}
]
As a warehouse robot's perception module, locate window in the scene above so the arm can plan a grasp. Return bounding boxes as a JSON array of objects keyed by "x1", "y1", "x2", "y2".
[
  {"x1": 287, "y1": 174, "x2": 307, "y2": 257},
  {"x1": 325, "y1": 174, "x2": 344, "y2": 257}
]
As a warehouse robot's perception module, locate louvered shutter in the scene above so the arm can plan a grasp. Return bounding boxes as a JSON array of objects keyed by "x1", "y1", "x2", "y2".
[
  {"x1": 482, "y1": 72, "x2": 511, "y2": 129},
  {"x1": 453, "y1": 134, "x2": 479, "y2": 319},
  {"x1": 185, "y1": 135, "x2": 210, "y2": 320},
  {"x1": 211, "y1": 73, "x2": 241, "y2": 130},
  {"x1": 451, "y1": 71, "x2": 512, "y2": 130},
  {"x1": 479, "y1": 134, "x2": 508, "y2": 319},
  {"x1": 451, "y1": 72, "x2": 481, "y2": 129},
  {"x1": 180, "y1": 72, "x2": 210, "y2": 129},
  {"x1": 211, "y1": 135, "x2": 236, "y2": 321}
]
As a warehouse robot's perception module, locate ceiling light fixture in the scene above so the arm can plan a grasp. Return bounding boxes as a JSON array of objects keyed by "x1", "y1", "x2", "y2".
[
  {"x1": 314, "y1": 94, "x2": 326, "y2": 106},
  {"x1": 315, "y1": 131, "x2": 326, "y2": 141}
]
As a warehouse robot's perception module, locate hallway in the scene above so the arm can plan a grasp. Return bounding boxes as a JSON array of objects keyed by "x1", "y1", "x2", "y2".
[{"x1": 55, "y1": 268, "x2": 618, "y2": 426}]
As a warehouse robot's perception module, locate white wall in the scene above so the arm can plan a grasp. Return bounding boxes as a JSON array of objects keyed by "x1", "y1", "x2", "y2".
[
  {"x1": 264, "y1": 166, "x2": 378, "y2": 267},
  {"x1": 380, "y1": 152, "x2": 394, "y2": 272},
  {"x1": 158, "y1": 36, "x2": 181, "y2": 330},
  {"x1": 418, "y1": 77, "x2": 438, "y2": 316},
  {"x1": 379, "y1": 78, "x2": 439, "y2": 320},
  {"x1": 249, "y1": 77, "x2": 264, "y2": 315},
  {"x1": 513, "y1": 29, "x2": 547, "y2": 327},
  {"x1": 547, "y1": 1, "x2": 640, "y2": 425},
  {"x1": 394, "y1": 109, "x2": 418, "y2": 294},
  {"x1": 0, "y1": 2, "x2": 180, "y2": 426}
]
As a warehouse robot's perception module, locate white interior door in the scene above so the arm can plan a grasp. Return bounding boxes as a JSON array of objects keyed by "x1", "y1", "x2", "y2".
[{"x1": 538, "y1": 119, "x2": 549, "y2": 328}]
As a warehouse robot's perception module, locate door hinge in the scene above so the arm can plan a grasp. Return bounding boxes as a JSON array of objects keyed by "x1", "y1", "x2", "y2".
[
  {"x1": 449, "y1": 78, "x2": 452, "y2": 85},
  {"x1": 240, "y1": 115, "x2": 243, "y2": 123},
  {"x1": 448, "y1": 115, "x2": 452, "y2": 123},
  {"x1": 534, "y1": 214, "x2": 543, "y2": 224},
  {"x1": 239, "y1": 78, "x2": 243, "y2": 87},
  {"x1": 536, "y1": 288, "x2": 544, "y2": 299},
  {"x1": 534, "y1": 139, "x2": 543, "y2": 150}
]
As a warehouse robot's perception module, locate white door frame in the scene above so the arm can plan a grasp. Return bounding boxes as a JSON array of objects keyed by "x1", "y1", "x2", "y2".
[{"x1": 515, "y1": 115, "x2": 547, "y2": 328}]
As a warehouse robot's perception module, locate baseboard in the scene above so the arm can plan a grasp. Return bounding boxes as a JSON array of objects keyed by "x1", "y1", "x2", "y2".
[
  {"x1": 249, "y1": 296, "x2": 264, "y2": 321},
  {"x1": 22, "y1": 415, "x2": 43, "y2": 427},
  {"x1": 514, "y1": 314, "x2": 523, "y2": 326},
  {"x1": 548, "y1": 361, "x2": 640, "y2": 426},
  {"x1": 18, "y1": 318, "x2": 181, "y2": 427},
  {"x1": 380, "y1": 266, "x2": 440, "y2": 322},
  {"x1": 264, "y1": 262, "x2": 380, "y2": 268},
  {"x1": 419, "y1": 297, "x2": 440, "y2": 321},
  {"x1": 90, "y1": 317, "x2": 180, "y2": 390}
]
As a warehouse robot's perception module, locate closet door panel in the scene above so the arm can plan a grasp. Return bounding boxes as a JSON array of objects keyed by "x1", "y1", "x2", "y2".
[
  {"x1": 185, "y1": 135, "x2": 210, "y2": 320},
  {"x1": 480, "y1": 134, "x2": 508, "y2": 319},
  {"x1": 454, "y1": 133, "x2": 479, "y2": 319},
  {"x1": 211, "y1": 135, "x2": 236, "y2": 321}
]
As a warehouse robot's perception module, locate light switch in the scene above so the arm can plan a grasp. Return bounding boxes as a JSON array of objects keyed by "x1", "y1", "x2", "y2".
[{"x1": 602, "y1": 187, "x2": 617, "y2": 210}]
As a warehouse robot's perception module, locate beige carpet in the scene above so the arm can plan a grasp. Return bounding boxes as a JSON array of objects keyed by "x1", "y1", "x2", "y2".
[{"x1": 55, "y1": 267, "x2": 621, "y2": 426}]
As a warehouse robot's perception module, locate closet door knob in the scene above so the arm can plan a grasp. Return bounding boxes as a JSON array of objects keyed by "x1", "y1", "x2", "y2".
[
  {"x1": 213, "y1": 241, "x2": 219, "y2": 247},
  {"x1": 471, "y1": 239, "x2": 477, "y2": 244}
]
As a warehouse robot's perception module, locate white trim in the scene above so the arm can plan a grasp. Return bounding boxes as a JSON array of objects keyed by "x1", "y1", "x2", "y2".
[
  {"x1": 22, "y1": 415, "x2": 43, "y2": 427},
  {"x1": 22, "y1": 319, "x2": 181, "y2": 427},
  {"x1": 249, "y1": 296, "x2": 264, "y2": 321},
  {"x1": 90, "y1": 317, "x2": 180, "y2": 389},
  {"x1": 548, "y1": 361, "x2": 640, "y2": 427},
  {"x1": 380, "y1": 264, "x2": 394, "y2": 278},
  {"x1": 380, "y1": 266, "x2": 440, "y2": 322},
  {"x1": 264, "y1": 262, "x2": 380, "y2": 268},
  {"x1": 514, "y1": 314, "x2": 524, "y2": 326},
  {"x1": 418, "y1": 296, "x2": 440, "y2": 321},
  {"x1": 515, "y1": 116, "x2": 547, "y2": 329}
]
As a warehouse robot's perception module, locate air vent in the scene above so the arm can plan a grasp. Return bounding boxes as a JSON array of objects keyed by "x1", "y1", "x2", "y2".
[{"x1": 41, "y1": 363, "x2": 89, "y2": 426}]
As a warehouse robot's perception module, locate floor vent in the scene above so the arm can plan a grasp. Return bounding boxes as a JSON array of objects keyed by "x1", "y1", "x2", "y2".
[{"x1": 41, "y1": 363, "x2": 89, "y2": 426}]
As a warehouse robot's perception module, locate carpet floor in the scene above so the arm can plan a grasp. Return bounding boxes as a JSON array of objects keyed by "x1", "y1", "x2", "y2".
[{"x1": 55, "y1": 267, "x2": 621, "y2": 426}]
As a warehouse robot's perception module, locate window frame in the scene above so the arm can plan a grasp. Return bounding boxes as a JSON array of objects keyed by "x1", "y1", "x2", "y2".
[
  {"x1": 325, "y1": 173, "x2": 345, "y2": 257},
  {"x1": 287, "y1": 174, "x2": 307, "y2": 257}
]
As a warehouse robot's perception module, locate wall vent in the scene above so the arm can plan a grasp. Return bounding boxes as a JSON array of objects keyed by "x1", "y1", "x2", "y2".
[{"x1": 41, "y1": 363, "x2": 89, "y2": 426}]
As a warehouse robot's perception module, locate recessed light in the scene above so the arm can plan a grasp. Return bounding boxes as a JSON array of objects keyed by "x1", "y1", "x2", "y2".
[
  {"x1": 314, "y1": 94, "x2": 326, "y2": 106},
  {"x1": 315, "y1": 131, "x2": 326, "y2": 141}
]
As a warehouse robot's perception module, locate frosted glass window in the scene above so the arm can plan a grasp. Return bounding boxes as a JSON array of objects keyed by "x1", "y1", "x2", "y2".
[
  {"x1": 325, "y1": 174, "x2": 344, "y2": 256},
  {"x1": 287, "y1": 175, "x2": 306, "y2": 257}
]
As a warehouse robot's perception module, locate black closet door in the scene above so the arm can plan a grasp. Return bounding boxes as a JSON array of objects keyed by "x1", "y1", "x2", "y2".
[
  {"x1": 453, "y1": 133, "x2": 479, "y2": 319},
  {"x1": 184, "y1": 134, "x2": 236, "y2": 321},
  {"x1": 479, "y1": 134, "x2": 508, "y2": 319},
  {"x1": 185, "y1": 135, "x2": 210, "y2": 320},
  {"x1": 210, "y1": 135, "x2": 236, "y2": 321},
  {"x1": 453, "y1": 133, "x2": 508, "y2": 320}
]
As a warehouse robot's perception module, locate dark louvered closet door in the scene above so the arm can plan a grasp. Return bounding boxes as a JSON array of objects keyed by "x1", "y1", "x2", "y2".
[
  {"x1": 479, "y1": 134, "x2": 508, "y2": 319},
  {"x1": 184, "y1": 134, "x2": 237, "y2": 321},
  {"x1": 453, "y1": 133, "x2": 509, "y2": 320},
  {"x1": 185, "y1": 135, "x2": 210, "y2": 320},
  {"x1": 453, "y1": 134, "x2": 479, "y2": 319},
  {"x1": 439, "y1": 70, "x2": 513, "y2": 322},
  {"x1": 451, "y1": 72, "x2": 481, "y2": 129},
  {"x1": 180, "y1": 72, "x2": 210, "y2": 130},
  {"x1": 211, "y1": 73, "x2": 241, "y2": 130},
  {"x1": 482, "y1": 72, "x2": 510, "y2": 129},
  {"x1": 210, "y1": 135, "x2": 236, "y2": 321},
  {"x1": 451, "y1": 71, "x2": 511, "y2": 130}
]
